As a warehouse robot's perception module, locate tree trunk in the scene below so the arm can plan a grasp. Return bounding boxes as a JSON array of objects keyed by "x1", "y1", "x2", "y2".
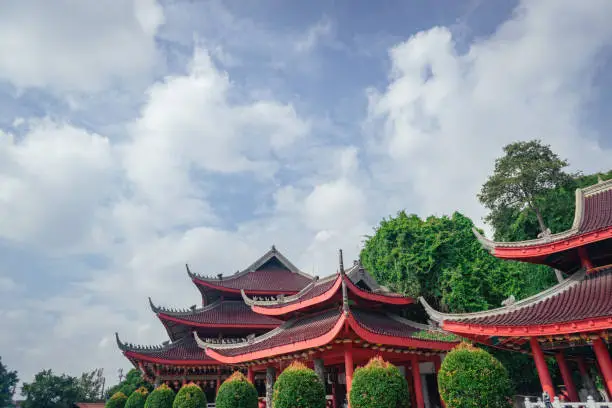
[
  {"x1": 554, "y1": 269, "x2": 564, "y2": 283},
  {"x1": 533, "y1": 205, "x2": 548, "y2": 236},
  {"x1": 266, "y1": 366, "x2": 276, "y2": 408}
]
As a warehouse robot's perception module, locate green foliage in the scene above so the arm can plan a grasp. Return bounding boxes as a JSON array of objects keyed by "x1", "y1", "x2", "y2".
[
  {"x1": 106, "y1": 393, "x2": 129, "y2": 408},
  {"x1": 125, "y1": 388, "x2": 149, "y2": 408},
  {"x1": 349, "y1": 357, "x2": 409, "y2": 408},
  {"x1": 106, "y1": 369, "x2": 152, "y2": 399},
  {"x1": 360, "y1": 211, "x2": 555, "y2": 312},
  {"x1": 478, "y1": 140, "x2": 575, "y2": 233},
  {"x1": 78, "y1": 368, "x2": 106, "y2": 402},
  {"x1": 144, "y1": 384, "x2": 175, "y2": 408},
  {"x1": 22, "y1": 370, "x2": 82, "y2": 408},
  {"x1": 272, "y1": 362, "x2": 326, "y2": 408},
  {"x1": 0, "y1": 357, "x2": 18, "y2": 408},
  {"x1": 438, "y1": 343, "x2": 513, "y2": 408},
  {"x1": 215, "y1": 372, "x2": 257, "y2": 408},
  {"x1": 172, "y1": 384, "x2": 206, "y2": 408}
]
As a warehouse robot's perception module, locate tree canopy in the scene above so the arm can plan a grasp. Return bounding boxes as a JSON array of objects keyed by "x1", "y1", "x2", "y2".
[
  {"x1": 478, "y1": 140, "x2": 575, "y2": 235},
  {"x1": 22, "y1": 370, "x2": 82, "y2": 408},
  {"x1": 106, "y1": 369, "x2": 152, "y2": 399},
  {"x1": 0, "y1": 357, "x2": 18, "y2": 408}
]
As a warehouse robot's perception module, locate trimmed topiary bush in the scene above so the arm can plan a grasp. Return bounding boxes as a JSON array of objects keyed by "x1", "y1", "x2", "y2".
[
  {"x1": 145, "y1": 384, "x2": 175, "y2": 408},
  {"x1": 216, "y1": 371, "x2": 258, "y2": 408},
  {"x1": 438, "y1": 342, "x2": 513, "y2": 408},
  {"x1": 125, "y1": 387, "x2": 149, "y2": 408},
  {"x1": 273, "y1": 362, "x2": 326, "y2": 408},
  {"x1": 172, "y1": 383, "x2": 207, "y2": 408},
  {"x1": 349, "y1": 356, "x2": 409, "y2": 408},
  {"x1": 106, "y1": 392, "x2": 128, "y2": 408}
]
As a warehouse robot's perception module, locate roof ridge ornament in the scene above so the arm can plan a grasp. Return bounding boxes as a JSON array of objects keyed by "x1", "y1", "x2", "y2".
[{"x1": 339, "y1": 249, "x2": 345, "y2": 275}]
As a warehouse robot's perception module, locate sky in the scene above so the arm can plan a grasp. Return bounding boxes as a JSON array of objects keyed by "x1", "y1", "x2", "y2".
[{"x1": 1, "y1": 0, "x2": 612, "y2": 391}]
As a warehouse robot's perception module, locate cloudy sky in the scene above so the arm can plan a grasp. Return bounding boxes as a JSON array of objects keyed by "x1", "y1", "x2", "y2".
[{"x1": 1, "y1": 0, "x2": 611, "y2": 390}]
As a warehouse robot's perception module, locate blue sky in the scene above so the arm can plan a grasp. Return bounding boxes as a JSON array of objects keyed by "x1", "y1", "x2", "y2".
[{"x1": 1, "y1": 0, "x2": 611, "y2": 390}]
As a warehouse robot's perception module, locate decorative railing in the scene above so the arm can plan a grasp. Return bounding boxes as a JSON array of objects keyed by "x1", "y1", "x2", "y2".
[{"x1": 524, "y1": 395, "x2": 610, "y2": 408}]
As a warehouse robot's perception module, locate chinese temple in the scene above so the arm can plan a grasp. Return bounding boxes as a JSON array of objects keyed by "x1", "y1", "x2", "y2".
[
  {"x1": 117, "y1": 246, "x2": 459, "y2": 407},
  {"x1": 421, "y1": 178, "x2": 612, "y2": 402}
]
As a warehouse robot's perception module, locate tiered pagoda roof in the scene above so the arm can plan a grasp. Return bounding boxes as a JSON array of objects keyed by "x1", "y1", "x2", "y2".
[
  {"x1": 473, "y1": 178, "x2": 612, "y2": 273},
  {"x1": 116, "y1": 333, "x2": 218, "y2": 366}
]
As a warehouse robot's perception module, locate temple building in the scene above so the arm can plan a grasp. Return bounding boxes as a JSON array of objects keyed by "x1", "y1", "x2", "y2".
[
  {"x1": 117, "y1": 246, "x2": 458, "y2": 407},
  {"x1": 421, "y1": 178, "x2": 612, "y2": 402}
]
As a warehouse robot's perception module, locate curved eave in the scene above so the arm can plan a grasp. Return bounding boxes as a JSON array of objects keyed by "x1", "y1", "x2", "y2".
[
  {"x1": 344, "y1": 274, "x2": 414, "y2": 305},
  {"x1": 346, "y1": 314, "x2": 457, "y2": 351},
  {"x1": 123, "y1": 351, "x2": 218, "y2": 366},
  {"x1": 248, "y1": 276, "x2": 342, "y2": 316},
  {"x1": 199, "y1": 314, "x2": 347, "y2": 364},
  {"x1": 191, "y1": 275, "x2": 300, "y2": 295},
  {"x1": 157, "y1": 312, "x2": 280, "y2": 329},
  {"x1": 490, "y1": 226, "x2": 612, "y2": 260},
  {"x1": 439, "y1": 316, "x2": 612, "y2": 337}
]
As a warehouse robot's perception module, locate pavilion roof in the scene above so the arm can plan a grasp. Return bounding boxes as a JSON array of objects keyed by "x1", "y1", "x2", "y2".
[
  {"x1": 187, "y1": 246, "x2": 313, "y2": 294},
  {"x1": 115, "y1": 333, "x2": 215, "y2": 365},
  {"x1": 420, "y1": 264, "x2": 612, "y2": 337},
  {"x1": 473, "y1": 178, "x2": 612, "y2": 267},
  {"x1": 195, "y1": 305, "x2": 457, "y2": 363},
  {"x1": 149, "y1": 298, "x2": 282, "y2": 340},
  {"x1": 241, "y1": 263, "x2": 413, "y2": 316}
]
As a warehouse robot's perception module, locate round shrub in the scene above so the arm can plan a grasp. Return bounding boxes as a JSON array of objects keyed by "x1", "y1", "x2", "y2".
[
  {"x1": 273, "y1": 362, "x2": 326, "y2": 408},
  {"x1": 145, "y1": 384, "x2": 175, "y2": 408},
  {"x1": 438, "y1": 342, "x2": 513, "y2": 408},
  {"x1": 106, "y1": 392, "x2": 128, "y2": 408},
  {"x1": 172, "y1": 383, "x2": 207, "y2": 408},
  {"x1": 216, "y1": 371, "x2": 258, "y2": 408},
  {"x1": 125, "y1": 387, "x2": 149, "y2": 408},
  {"x1": 349, "y1": 356, "x2": 409, "y2": 408}
]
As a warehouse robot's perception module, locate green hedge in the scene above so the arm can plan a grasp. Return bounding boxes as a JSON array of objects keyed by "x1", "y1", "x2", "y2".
[
  {"x1": 125, "y1": 387, "x2": 148, "y2": 408},
  {"x1": 349, "y1": 357, "x2": 409, "y2": 408},
  {"x1": 438, "y1": 343, "x2": 513, "y2": 408},
  {"x1": 216, "y1": 371, "x2": 258, "y2": 408},
  {"x1": 172, "y1": 383, "x2": 207, "y2": 408},
  {"x1": 145, "y1": 384, "x2": 175, "y2": 408},
  {"x1": 106, "y1": 392, "x2": 128, "y2": 408},
  {"x1": 273, "y1": 362, "x2": 326, "y2": 408}
]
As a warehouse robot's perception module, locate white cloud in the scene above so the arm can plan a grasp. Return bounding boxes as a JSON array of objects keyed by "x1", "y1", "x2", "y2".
[
  {"x1": 0, "y1": 277, "x2": 18, "y2": 292},
  {"x1": 0, "y1": 0, "x2": 163, "y2": 92},
  {"x1": 366, "y1": 0, "x2": 612, "y2": 227}
]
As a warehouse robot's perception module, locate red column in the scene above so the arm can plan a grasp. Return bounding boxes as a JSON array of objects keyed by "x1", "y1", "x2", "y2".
[
  {"x1": 216, "y1": 367, "x2": 221, "y2": 395},
  {"x1": 593, "y1": 337, "x2": 612, "y2": 396},
  {"x1": 247, "y1": 367, "x2": 254, "y2": 383},
  {"x1": 530, "y1": 337, "x2": 555, "y2": 398},
  {"x1": 434, "y1": 355, "x2": 446, "y2": 408},
  {"x1": 411, "y1": 356, "x2": 425, "y2": 408},
  {"x1": 555, "y1": 352, "x2": 578, "y2": 401},
  {"x1": 405, "y1": 365, "x2": 417, "y2": 408},
  {"x1": 344, "y1": 344, "x2": 354, "y2": 408},
  {"x1": 578, "y1": 247, "x2": 593, "y2": 270}
]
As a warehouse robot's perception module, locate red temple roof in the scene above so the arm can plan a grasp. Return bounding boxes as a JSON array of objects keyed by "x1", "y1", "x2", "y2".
[
  {"x1": 150, "y1": 298, "x2": 282, "y2": 340},
  {"x1": 420, "y1": 264, "x2": 612, "y2": 337},
  {"x1": 473, "y1": 179, "x2": 612, "y2": 271},
  {"x1": 188, "y1": 246, "x2": 313, "y2": 295},
  {"x1": 195, "y1": 304, "x2": 457, "y2": 363},
  {"x1": 241, "y1": 264, "x2": 413, "y2": 316},
  {"x1": 116, "y1": 333, "x2": 215, "y2": 365}
]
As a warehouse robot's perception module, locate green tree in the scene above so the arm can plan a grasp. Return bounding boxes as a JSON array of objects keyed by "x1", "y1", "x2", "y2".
[
  {"x1": 106, "y1": 393, "x2": 128, "y2": 408},
  {"x1": 0, "y1": 357, "x2": 18, "y2": 408},
  {"x1": 144, "y1": 384, "x2": 174, "y2": 408},
  {"x1": 272, "y1": 362, "x2": 325, "y2": 408},
  {"x1": 438, "y1": 343, "x2": 513, "y2": 408},
  {"x1": 78, "y1": 368, "x2": 105, "y2": 402},
  {"x1": 478, "y1": 140, "x2": 574, "y2": 236},
  {"x1": 125, "y1": 388, "x2": 148, "y2": 408},
  {"x1": 349, "y1": 357, "x2": 409, "y2": 408},
  {"x1": 172, "y1": 384, "x2": 206, "y2": 408},
  {"x1": 22, "y1": 370, "x2": 81, "y2": 408},
  {"x1": 106, "y1": 369, "x2": 152, "y2": 399},
  {"x1": 215, "y1": 372, "x2": 257, "y2": 408}
]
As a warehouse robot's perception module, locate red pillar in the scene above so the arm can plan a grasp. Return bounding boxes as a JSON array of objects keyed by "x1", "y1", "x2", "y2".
[
  {"x1": 216, "y1": 367, "x2": 221, "y2": 395},
  {"x1": 411, "y1": 356, "x2": 425, "y2": 408},
  {"x1": 555, "y1": 352, "x2": 578, "y2": 401},
  {"x1": 578, "y1": 247, "x2": 593, "y2": 270},
  {"x1": 344, "y1": 344, "x2": 354, "y2": 408},
  {"x1": 530, "y1": 337, "x2": 555, "y2": 398},
  {"x1": 593, "y1": 337, "x2": 612, "y2": 396},
  {"x1": 405, "y1": 365, "x2": 417, "y2": 408},
  {"x1": 247, "y1": 367, "x2": 254, "y2": 383}
]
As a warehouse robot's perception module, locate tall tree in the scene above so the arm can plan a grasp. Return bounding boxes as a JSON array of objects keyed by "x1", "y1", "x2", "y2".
[
  {"x1": 104, "y1": 369, "x2": 151, "y2": 400},
  {"x1": 479, "y1": 140, "x2": 574, "y2": 236},
  {"x1": 77, "y1": 369, "x2": 105, "y2": 402},
  {"x1": 0, "y1": 357, "x2": 19, "y2": 408},
  {"x1": 21, "y1": 370, "x2": 81, "y2": 408}
]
